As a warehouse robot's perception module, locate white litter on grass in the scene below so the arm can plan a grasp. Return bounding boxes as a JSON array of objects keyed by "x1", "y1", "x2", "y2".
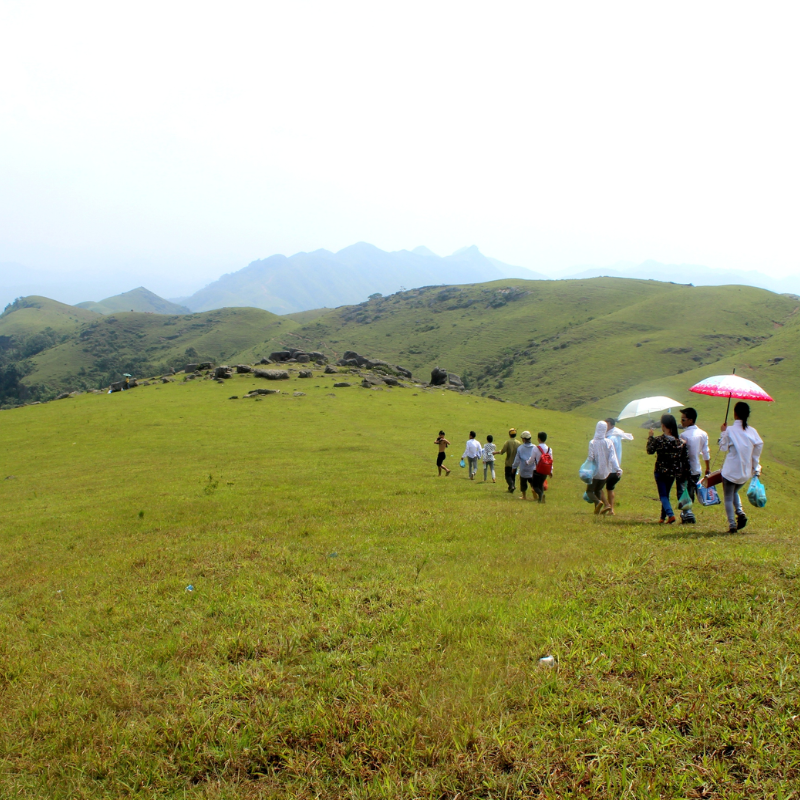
[{"x1": 539, "y1": 655, "x2": 555, "y2": 667}]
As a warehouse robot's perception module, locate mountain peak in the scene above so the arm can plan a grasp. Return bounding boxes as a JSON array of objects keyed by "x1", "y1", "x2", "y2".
[
  {"x1": 451, "y1": 245, "x2": 482, "y2": 257},
  {"x1": 411, "y1": 246, "x2": 438, "y2": 258}
]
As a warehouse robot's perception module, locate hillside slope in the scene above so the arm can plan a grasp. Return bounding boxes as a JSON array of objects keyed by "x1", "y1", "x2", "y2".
[
  {"x1": 19, "y1": 307, "x2": 298, "y2": 396},
  {"x1": 76, "y1": 287, "x2": 191, "y2": 315},
  {"x1": 288, "y1": 279, "x2": 797, "y2": 409}
]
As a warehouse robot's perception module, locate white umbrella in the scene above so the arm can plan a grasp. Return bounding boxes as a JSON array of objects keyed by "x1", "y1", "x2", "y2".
[{"x1": 617, "y1": 396, "x2": 684, "y2": 421}]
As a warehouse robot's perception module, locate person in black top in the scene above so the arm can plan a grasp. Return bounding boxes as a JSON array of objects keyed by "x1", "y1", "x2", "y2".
[{"x1": 646, "y1": 413, "x2": 690, "y2": 524}]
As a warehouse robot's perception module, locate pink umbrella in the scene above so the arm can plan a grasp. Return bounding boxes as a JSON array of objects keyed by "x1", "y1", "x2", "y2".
[{"x1": 689, "y1": 370, "x2": 773, "y2": 424}]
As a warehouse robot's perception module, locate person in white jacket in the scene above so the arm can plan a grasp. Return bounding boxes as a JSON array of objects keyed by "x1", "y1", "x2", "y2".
[
  {"x1": 719, "y1": 401, "x2": 763, "y2": 533},
  {"x1": 602, "y1": 417, "x2": 634, "y2": 516},
  {"x1": 462, "y1": 431, "x2": 483, "y2": 481},
  {"x1": 586, "y1": 420, "x2": 621, "y2": 515},
  {"x1": 512, "y1": 431, "x2": 537, "y2": 500}
]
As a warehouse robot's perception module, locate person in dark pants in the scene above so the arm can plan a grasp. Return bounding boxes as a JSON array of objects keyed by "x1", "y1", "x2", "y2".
[
  {"x1": 676, "y1": 407, "x2": 710, "y2": 524},
  {"x1": 527, "y1": 431, "x2": 552, "y2": 503},
  {"x1": 498, "y1": 428, "x2": 520, "y2": 493},
  {"x1": 646, "y1": 414, "x2": 691, "y2": 524},
  {"x1": 434, "y1": 431, "x2": 451, "y2": 476}
]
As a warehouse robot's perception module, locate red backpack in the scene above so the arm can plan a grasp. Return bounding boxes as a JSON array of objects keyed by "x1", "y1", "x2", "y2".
[{"x1": 535, "y1": 445, "x2": 553, "y2": 475}]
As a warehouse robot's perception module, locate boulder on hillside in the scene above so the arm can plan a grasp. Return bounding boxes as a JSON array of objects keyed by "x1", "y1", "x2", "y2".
[
  {"x1": 197, "y1": 361, "x2": 213, "y2": 370},
  {"x1": 309, "y1": 351, "x2": 327, "y2": 362},
  {"x1": 270, "y1": 351, "x2": 291, "y2": 362},
  {"x1": 382, "y1": 376, "x2": 401, "y2": 386},
  {"x1": 236, "y1": 364, "x2": 252, "y2": 373},
  {"x1": 324, "y1": 365, "x2": 337, "y2": 374},
  {"x1": 56, "y1": 392, "x2": 71, "y2": 400},
  {"x1": 214, "y1": 366, "x2": 232, "y2": 379},
  {"x1": 333, "y1": 382, "x2": 351, "y2": 388},
  {"x1": 448, "y1": 373, "x2": 464, "y2": 388},
  {"x1": 259, "y1": 357, "x2": 273, "y2": 365},
  {"x1": 254, "y1": 369, "x2": 290, "y2": 380},
  {"x1": 298, "y1": 370, "x2": 313, "y2": 378},
  {"x1": 430, "y1": 367, "x2": 448, "y2": 386},
  {"x1": 185, "y1": 363, "x2": 198, "y2": 373},
  {"x1": 246, "y1": 388, "x2": 279, "y2": 396}
]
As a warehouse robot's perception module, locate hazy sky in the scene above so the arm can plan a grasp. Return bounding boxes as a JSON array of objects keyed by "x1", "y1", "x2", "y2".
[{"x1": 1, "y1": 0, "x2": 798, "y2": 298}]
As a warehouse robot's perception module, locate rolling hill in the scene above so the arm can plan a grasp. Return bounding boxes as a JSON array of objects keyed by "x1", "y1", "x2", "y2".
[
  {"x1": 4, "y1": 277, "x2": 799, "y2": 470},
  {"x1": 75, "y1": 287, "x2": 190, "y2": 315}
]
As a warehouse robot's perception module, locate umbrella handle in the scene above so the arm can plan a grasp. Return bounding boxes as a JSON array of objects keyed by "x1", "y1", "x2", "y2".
[{"x1": 723, "y1": 368, "x2": 736, "y2": 426}]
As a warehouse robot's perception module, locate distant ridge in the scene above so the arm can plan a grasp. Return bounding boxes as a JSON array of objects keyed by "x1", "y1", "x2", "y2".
[
  {"x1": 182, "y1": 242, "x2": 549, "y2": 314},
  {"x1": 76, "y1": 287, "x2": 190, "y2": 315}
]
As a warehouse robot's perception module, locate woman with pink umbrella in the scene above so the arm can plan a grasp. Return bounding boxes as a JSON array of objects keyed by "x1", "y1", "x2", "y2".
[
  {"x1": 689, "y1": 372, "x2": 770, "y2": 533},
  {"x1": 718, "y1": 402, "x2": 764, "y2": 533}
]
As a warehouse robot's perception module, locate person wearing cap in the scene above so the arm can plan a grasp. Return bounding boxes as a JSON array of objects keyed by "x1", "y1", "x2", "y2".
[
  {"x1": 512, "y1": 431, "x2": 537, "y2": 500},
  {"x1": 462, "y1": 431, "x2": 483, "y2": 481},
  {"x1": 498, "y1": 428, "x2": 520, "y2": 493}
]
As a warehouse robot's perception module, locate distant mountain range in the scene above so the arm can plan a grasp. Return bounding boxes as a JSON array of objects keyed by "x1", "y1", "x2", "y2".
[
  {"x1": 76, "y1": 287, "x2": 190, "y2": 315},
  {"x1": 2, "y1": 245, "x2": 798, "y2": 316},
  {"x1": 177, "y1": 242, "x2": 548, "y2": 314}
]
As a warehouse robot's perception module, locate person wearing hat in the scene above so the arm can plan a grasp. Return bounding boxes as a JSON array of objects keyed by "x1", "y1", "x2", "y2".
[
  {"x1": 498, "y1": 428, "x2": 520, "y2": 493},
  {"x1": 511, "y1": 431, "x2": 537, "y2": 500}
]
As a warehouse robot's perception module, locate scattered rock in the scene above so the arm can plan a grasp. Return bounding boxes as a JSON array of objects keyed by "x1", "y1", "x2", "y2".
[
  {"x1": 254, "y1": 369, "x2": 290, "y2": 380},
  {"x1": 324, "y1": 365, "x2": 338, "y2": 374},
  {"x1": 333, "y1": 382, "x2": 351, "y2": 388},
  {"x1": 236, "y1": 364, "x2": 253, "y2": 373},
  {"x1": 298, "y1": 370, "x2": 313, "y2": 378},
  {"x1": 246, "y1": 388, "x2": 279, "y2": 396},
  {"x1": 293, "y1": 391, "x2": 306, "y2": 397},
  {"x1": 229, "y1": 396, "x2": 239, "y2": 400},
  {"x1": 214, "y1": 366, "x2": 232, "y2": 379},
  {"x1": 259, "y1": 357, "x2": 273, "y2": 365}
]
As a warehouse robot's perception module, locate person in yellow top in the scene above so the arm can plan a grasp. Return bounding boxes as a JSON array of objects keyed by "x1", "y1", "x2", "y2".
[{"x1": 498, "y1": 428, "x2": 520, "y2": 494}]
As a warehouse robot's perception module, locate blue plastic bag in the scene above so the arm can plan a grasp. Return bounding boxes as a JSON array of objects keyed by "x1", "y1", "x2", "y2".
[
  {"x1": 582, "y1": 491, "x2": 593, "y2": 504},
  {"x1": 697, "y1": 484, "x2": 721, "y2": 506},
  {"x1": 579, "y1": 458, "x2": 596, "y2": 484},
  {"x1": 459, "y1": 458, "x2": 466, "y2": 468},
  {"x1": 747, "y1": 475, "x2": 767, "y2": 508}
]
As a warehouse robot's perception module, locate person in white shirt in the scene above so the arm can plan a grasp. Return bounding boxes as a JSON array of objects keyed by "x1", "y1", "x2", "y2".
[
  {"x1": 602, "y1": 417, "x2": 634, "y2": 515},
  {"x1": 678, "y1": 408, "x2": 710, "y2": 524},
  {"x1": 482, "y1": 435, "x2": 497, "y2": 483},
  {"x1": 719, "y1": 401, "x2": 763, "y2": 533},
  {"x1": 586, "y1": 420, "x2": 621, "y2": 515},
  {"x1": 512, "y1": 431, "x2": 537, "y2": 500},
  {"x1": 462, "y1": 431, "x2": 483, "y2": 481}
]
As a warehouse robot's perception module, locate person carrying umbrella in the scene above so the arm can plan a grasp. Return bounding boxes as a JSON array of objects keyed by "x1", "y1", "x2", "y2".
[
  {"x1": 646, "y1": 414, "x2": 690, "y2": 524},
  {"x1": 719, "y1": 401, "x2": 763, "y2": 533}
]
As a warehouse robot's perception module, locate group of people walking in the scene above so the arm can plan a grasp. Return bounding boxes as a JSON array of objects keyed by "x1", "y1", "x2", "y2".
[
  {"x1": 434, "y1": 428, "x2": 554, "y2": 502},
  {"x1": 585, "y1": 403, "x2": 763, "y2": 532},
  {"x1": 434, "y1": 401, "x2": 764, "y2": 533}
]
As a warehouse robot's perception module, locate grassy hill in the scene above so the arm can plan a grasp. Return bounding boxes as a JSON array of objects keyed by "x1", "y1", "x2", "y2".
[
  {"x1": 76, "y1": 286, "x2": 191, "y2": 315},
  {"x1": 287, "y1": 278, "x2": 798, "y2": 408},
  {"x1": 4, "y1": 278, "x2": 799, "y2": 471},
  {"x1": 18, "y1": 307, "x2": 299, "y2": 398},
  {"x1": 1, "y1": 372, "x2": 799, "y2": 797}
]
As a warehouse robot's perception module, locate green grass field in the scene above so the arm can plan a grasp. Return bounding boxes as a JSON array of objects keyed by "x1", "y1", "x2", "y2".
[{"x1": 2, "y1": 371, "x2": 799, "y2": 798}]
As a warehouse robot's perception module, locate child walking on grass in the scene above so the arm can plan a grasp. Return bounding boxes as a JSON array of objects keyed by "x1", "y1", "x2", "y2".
[
  {"x1": 482, "y1": 435, "x2": 496, "y2": 482},
  {"x1": 434, "y1": 430, "x2": 451, "y2": 476}
]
